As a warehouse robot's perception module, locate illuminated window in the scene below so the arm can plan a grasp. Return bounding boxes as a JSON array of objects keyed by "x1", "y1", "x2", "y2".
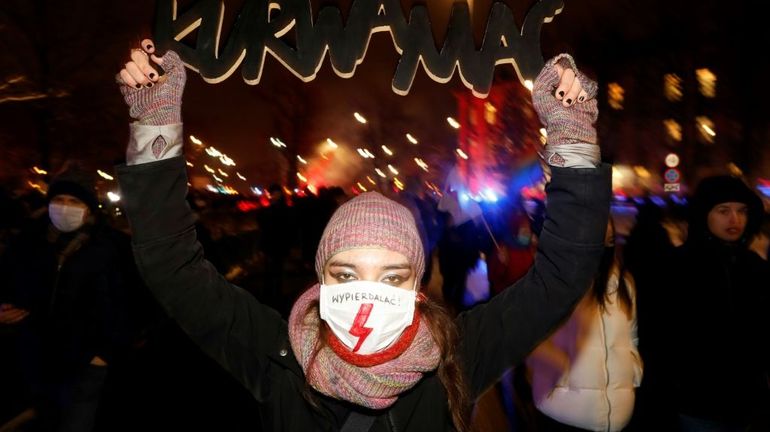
[
  {"x1": 608, "y1": 83, "x2": 624, "y2": 110},
  {"x1": 664, "y1": 73, "x2": 683, "y2": 101},
  {"x1": 484, "y1": 102, "x2": 497, "y2": 124},
  {"x1": 696, "y1": 116, "x2": 715, "y2": 144},
  {"x1": 696, "y1": 68, "x2": 716, "y2": 98},
  {"x1": 663, "y1": 119, "x2": 682, "y2": 142}
]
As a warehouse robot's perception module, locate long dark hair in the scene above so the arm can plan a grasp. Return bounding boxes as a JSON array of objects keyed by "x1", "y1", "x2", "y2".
[
  {"x1": 418, "y1": 297, "x2": 471, "y2": 431},
  {"x1": 595, "y1": 219, "x2": 633, "y2": 317},
  {"x1": 302, "y1": 298, "x2": 472, "y2": 431},
  {"x1": 593, "y1": 246, "x2": 633, "y2": 317}
]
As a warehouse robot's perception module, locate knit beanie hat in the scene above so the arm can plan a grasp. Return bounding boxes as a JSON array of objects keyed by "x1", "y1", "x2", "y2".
[
  {"x1": 47, "y1": 166, "x2": 98, "y2": 211},
  {"x1": 689, "y1": 175, "x2": 764, "y2": 241},
  {"x1": 315, "y1": 192, "x2": 426, "y2": 285}
]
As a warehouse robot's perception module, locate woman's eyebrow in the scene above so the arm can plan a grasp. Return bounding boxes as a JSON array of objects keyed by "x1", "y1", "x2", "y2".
[
  {"x1": 381, "y1": 263, "x2": 411, "y2": 271},
  {"x1": 327, "y1": 261, "x2": 357, "y2": 269}
]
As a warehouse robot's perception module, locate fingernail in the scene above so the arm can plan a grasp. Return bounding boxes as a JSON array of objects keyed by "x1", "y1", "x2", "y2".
[
  {"x1": 566, "y1": 98, "x2": 572, "y2": 104},
  {"x1": 149, "y1": 73, "x2": 156, "y2": 79},
  {"x1": 146, "y1": 44, "x2": 153, "y2": 50},
  {"x1": 146, "y1": 82, "x2": 153, "y2": 88},
  {"x1": 135, "y1": 84, "x2": 142, "y2": 89},
  {"x1": 579, "y1": 96, "x2": 585, "y2": 102},
  {"x1": 558, "y1": 91, "x2": 565, "y2": 97}
]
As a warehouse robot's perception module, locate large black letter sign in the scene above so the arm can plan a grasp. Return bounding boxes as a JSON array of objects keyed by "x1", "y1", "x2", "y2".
[{"x1": 153, "y1": 0, "x2": 563, "y2": 97}]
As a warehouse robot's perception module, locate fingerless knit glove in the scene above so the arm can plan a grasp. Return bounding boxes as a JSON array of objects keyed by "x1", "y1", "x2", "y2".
[
  {"x1": 532, "y1": 54, "x2": 599, "y2": 168},
  {"x1": 119, "y1": 51, "x2": 186, "y2": 126}
]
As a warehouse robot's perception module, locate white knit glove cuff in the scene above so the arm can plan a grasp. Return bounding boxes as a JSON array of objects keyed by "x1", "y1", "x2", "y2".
[
  {"x1": 126, "y1": 123, "x2": 183, "y2": 166},
  {"x1": 542, "y1": 143, "x2": 600, "y2": 168}
]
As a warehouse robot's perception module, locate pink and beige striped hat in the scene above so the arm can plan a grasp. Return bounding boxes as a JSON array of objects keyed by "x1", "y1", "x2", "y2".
[{"x1": 315, "y1": 192, "x2": 425, "y2": 285}]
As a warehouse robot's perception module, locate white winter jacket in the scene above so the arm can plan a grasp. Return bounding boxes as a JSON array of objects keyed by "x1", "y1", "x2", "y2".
[{"x1": 526, "y1": 266, "x2": 643, "y2": 432}]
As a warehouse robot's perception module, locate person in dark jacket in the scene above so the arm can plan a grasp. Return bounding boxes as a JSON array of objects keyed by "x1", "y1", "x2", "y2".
[
  {"x1": 666, "y1": 176, "x2": 769, "y2": 431},
  {"x1": 0, "y1": 165, "x2": 135, "y2": 431},
  {"x1": 114, "y1": 40, "x2": 610, "y2": 431}
]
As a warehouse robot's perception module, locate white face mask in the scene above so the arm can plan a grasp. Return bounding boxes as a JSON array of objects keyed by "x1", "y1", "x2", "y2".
[
  {"x1": 49, "y1": 203, "x2": 86, "y2": 233},
  {"x1": 319, "y1": 280, "x2": 417, "y2": 355}
]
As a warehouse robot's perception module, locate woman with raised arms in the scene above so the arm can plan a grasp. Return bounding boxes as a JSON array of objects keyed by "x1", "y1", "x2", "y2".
[{"x1": 115, "y1": 38, "x2": 610, "y2": 431}]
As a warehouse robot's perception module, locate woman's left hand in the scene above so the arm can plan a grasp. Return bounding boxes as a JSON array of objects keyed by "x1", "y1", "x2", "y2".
[{"x1": 116, "y1": 38, "x2": 187, "y2": 125}]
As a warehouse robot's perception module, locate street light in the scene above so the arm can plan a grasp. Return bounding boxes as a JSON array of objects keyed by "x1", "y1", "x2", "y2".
[{"x1": 354, "y1": 112, "x2": 368, "y2": 124}]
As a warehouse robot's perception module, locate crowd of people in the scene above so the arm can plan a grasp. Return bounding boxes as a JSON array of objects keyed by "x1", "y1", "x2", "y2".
[{"x1": 0, "y1": 39, "x2": 767, "y2": 432}]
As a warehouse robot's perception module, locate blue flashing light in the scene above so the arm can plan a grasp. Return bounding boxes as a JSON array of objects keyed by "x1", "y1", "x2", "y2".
[
  {"x1": 650, "y1": 196, "x2": 666, "y2": 207},
  {"x1": 482, "y1": 188, "x2": 498, "y2": 203},
  {"x1": 671, "y1": 195, "x2": 688, "y2": 205}
]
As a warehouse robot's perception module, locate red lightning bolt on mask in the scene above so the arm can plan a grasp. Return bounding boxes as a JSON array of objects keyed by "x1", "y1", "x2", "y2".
[{"x1": 349, "y1": 303, "x2": 374, "y2": 353}]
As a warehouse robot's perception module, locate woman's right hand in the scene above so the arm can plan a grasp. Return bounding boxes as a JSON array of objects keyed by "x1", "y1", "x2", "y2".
[{"x1": 117, "y1": 38, "x2": 186, "y2": 125}]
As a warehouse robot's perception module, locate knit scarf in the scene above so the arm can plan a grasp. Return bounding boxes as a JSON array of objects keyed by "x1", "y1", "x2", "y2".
[{"x1": 288, "y1": 284, "x2": 441, "y2": 410}]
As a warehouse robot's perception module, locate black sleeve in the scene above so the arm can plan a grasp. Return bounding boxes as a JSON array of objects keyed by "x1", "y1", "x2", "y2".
[
  {"x1": 117, "y1": 156, "x2": 289, "y2": 400},
  {"x1": 457, "y1": 164, "x2": 611, "y2": 398}
]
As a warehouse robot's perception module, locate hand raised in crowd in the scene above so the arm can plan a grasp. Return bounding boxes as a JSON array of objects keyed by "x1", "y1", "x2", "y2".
[
  {"x1": 116, "y1": 38, "x2": 186, "y2": 125},
  {"x1": 0, "y1": 303, "x2": 30, "y2": 325},
  {"x1": 532, "y1": 54, "x2": 600, "y2": 167}
]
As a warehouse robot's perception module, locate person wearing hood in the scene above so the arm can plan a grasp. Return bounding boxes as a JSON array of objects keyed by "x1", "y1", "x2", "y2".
[
  {"x1": 113, "y1": 40, "x2": 610, "y2": 431},
  {"x1": 0, "y1": 166, "x2": 136, "y2": 431},
  {"x1": 665, "y1": 175, "x2": 769, "y2": 431}
]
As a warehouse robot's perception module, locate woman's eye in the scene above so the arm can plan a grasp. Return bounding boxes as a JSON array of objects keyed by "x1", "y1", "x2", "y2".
[
  {"x1": 382, "y1": 275, "x2": 404, "y2": 285},
  {"x1": 335, "y1": 272, "x2": 357, "y2": 282}
]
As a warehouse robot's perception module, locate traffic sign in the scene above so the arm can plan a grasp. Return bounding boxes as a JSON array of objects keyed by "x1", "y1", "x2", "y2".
[
  {"x1": 664, "y1": 183, "x2": 681, "y2": 192},
  {"x1": 664, "y1": 168, "x2": 681, "y2": 183},
  {"x1": 665, "y1": 153, "x2": 680, "y2": 168}
]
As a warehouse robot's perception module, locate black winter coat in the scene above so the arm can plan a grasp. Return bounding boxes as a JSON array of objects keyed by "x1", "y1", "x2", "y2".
[
  {"x1": 117, "y1": 156, "x2": 611, "y2": 431},
  {"x1": 0, "y1": 217, "x2": 136, "y2": 375},
  {"x1": 667, "y1": 237, "x2": 770, "y2": 424}
]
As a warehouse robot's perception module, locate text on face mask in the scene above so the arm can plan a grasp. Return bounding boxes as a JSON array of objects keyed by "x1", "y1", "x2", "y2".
[{"x1": 331, "y1": 291, "x2": 402, "y2": 307}]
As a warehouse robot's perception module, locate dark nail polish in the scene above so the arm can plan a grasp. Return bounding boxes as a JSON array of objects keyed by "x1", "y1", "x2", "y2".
[
  {"x1": 558, "y1": 91, "x2": 565, "y2": 97},
  {"x1": 579, "y1": 96, "x2": 585, "y2": 102},
  {"x1": 146, "y1": 82, "x2": 153, "y2": 88},
  {"x1": 135, "y1": 84, "x2": 141, "y2": 89},
  {"x1": 149, "y1": 73, "x2": 156, "y2": 79},
  {"x1": 146, "y1": 44, "x2": 153, "y2": 50},
  {"x1": 566, "y1": 98, "x2": 572, "y2": 104}
]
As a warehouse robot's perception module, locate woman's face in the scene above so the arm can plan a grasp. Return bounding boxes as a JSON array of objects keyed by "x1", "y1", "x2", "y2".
[
  {"x1": 707, "y1": 202, "x2": 748, "y2": 242},
  {"x1": 323, "y1": 248, "x2": 416, "y2": 290}
]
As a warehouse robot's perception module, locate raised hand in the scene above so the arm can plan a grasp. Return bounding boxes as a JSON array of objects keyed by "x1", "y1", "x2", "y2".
[
  {"x1": 532, "y1": 54, "x2": 599, "y2": 167},
  {"x1": 117, "y1": 39, "x2": 186, "y2": 125}
]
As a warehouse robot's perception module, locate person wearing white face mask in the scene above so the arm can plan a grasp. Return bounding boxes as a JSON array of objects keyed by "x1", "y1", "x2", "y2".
[
  {"x1": 0, "y1": 166, "x2": 140, "y2": 432},
  {"x1": 115, "y1": 38, "x2": 612, "y2": 432},
  {"x1": 45, "y1": 167, "x2": 99, "y2": 232},
  {"x1": 48, "y1": 195, "x2": 90, "y2": 233}
]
